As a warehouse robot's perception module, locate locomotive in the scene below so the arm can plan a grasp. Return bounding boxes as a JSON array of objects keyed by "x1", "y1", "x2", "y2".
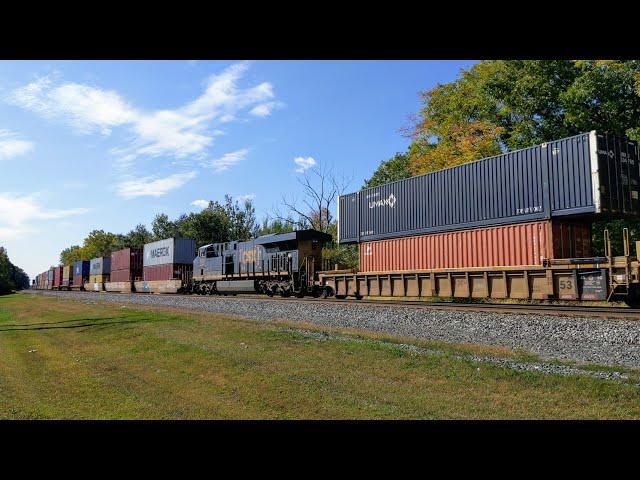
[{"x1": 191, "y1": 229, "x2": 333, "y2": 297}]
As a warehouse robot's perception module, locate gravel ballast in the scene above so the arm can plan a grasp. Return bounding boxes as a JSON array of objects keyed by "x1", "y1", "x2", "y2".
[{"x1": 27, "y1": 290, "x2": 640, "y2": 370}]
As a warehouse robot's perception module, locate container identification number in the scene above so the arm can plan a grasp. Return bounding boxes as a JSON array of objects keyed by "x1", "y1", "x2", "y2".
[{"x1": 516, "y1": 205, "x2": 543, "y2": 215}]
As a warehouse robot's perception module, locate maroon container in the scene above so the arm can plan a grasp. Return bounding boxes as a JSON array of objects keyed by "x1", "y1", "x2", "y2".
[
  {"x1": 110, "y1": 269, "x2": 138, "y2": 282},
  {"x1": 52, "y1": 266, "x2": 62, "y2": 288},
  {"x1": 143, "y1": 263, "x2": 192, "y2": 282},
  {"x1": 73, "y1": 275, "x2": 84, "y2": 287},
  {"x1": 111, "y1": 248, "x2": 143, "y2": 272}
]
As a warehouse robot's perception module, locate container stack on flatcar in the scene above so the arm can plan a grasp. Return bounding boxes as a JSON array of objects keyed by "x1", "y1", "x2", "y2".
[
  {"x1": 105, "y1": 248, "x2": 143, "y2": 292},
  {"x1": 60, "y1": 265, "x2": 73, "y2": 290},
  {"x1": 323, "y1": 131, "x2": 640, "y2": 301},
  {"x1": 88, "y1": 257, "x2": 111, "y2": 292},
  {"x1": 135, "y1": 238, "x2": 195, "y2": 293},
  {"x1": 72, "y1": 260, "x2": 90, "y2": 290}
]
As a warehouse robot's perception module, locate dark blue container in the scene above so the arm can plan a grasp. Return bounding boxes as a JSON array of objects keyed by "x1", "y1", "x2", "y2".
[
  {"x1": 338, "y1": 131, "x2": 639, "y2": 243},
  {"x1": 73, "y1": 260, "x2": 90, "y2": 278}
]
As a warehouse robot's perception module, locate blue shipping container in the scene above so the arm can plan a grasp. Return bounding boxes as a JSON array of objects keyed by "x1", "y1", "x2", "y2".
[{"x1": 73, "y1": 260, "x2": 90, "y2": 277}]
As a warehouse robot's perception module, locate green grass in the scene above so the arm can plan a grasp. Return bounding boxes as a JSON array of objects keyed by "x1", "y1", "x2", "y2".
[{"x1": 1, "y1": 293, "x2": 639, "y2": 419}]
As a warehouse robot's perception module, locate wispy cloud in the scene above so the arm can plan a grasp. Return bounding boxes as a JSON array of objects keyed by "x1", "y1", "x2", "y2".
[
  {"x1": 0, "y1": 129, "x2": 34, "y2": 161},
  {"x1": 249, "y1": 101, "x2": 283, "y2": 117},
  {"x1": 201, "y1": 148, "x2": 248, "y2": 173},
  {"x1": 191, "y1": 199, "x2": 209, "y2": 209},
  {"x1": 235, "y1": 193, "x2": 256, "y2": 202},
  {"x1": 6, "y1": 62, "x2": 275, "y2": 167},
  {"x1": 115, "y1": 171, "x2": 197, "y2": 199},
  {"x1": 293, "y1": 156, "x2": 316, "y2": 173},
  {"x1": 0, "y1": 192, "x2": 88, "y2": 239}
]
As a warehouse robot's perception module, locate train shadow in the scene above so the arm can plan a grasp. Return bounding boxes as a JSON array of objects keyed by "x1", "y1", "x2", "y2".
[{"x1": 0, "y1": 316, "x2": 150, "y2": 332}]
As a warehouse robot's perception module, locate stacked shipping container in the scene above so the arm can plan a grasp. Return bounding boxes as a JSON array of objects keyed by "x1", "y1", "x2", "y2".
[
  {"x1": 73, "y1": 260, "x2": 90, "y2": 288},
  {"x1": 89, "y1": 256, "x2": 111, "y2": 284},
  {"x1": 110, "y1": 248, "x2": 143, "y2": 282},
  {"x1": 61, "y1": 265, "x2": 73, "y2": 289},
  {"x1": 143, "y1": 238, "x2": 195, "y2": 282},
  {"x1": 339, "y1": 131, "x2": 639, "y2": 244},
  {"x1": 52, "y1": 266, "x2": 62, "y2": 289},
  {"x1": 338, "y1": 131, "x2": 639, "y2": 273},
  {"x1": 359, "y1": 220, "x2": 591, "y2": 273}
]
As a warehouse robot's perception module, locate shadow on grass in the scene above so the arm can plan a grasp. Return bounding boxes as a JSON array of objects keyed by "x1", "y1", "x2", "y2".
[{"x1": 0, "y1": 315, "x2": 162, "y2": 332}]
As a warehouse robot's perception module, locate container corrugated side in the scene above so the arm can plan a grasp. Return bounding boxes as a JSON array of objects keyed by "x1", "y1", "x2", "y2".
[
  {"x1": 52, "y1": 267, "x2": 61, "y2": 287},
  {"x1": 358, "y1": 220, "x2": 592, "y2": 273},
  {"x1": 110, "y1": 269, "x2": 138, "y2": 283},
  {"x1": 143, "y1": 263, "x2": 193, "y2": 282},
  {"x1": 73, "y1": 260, "x2": 90, "y2": 277},
  {"x1": 339, "y1": 131, "x2": 639, "y2": 244},
  {"x1": 143, "y1": 238, "x2": 196, "y2": 267},
  {"x1": 89, "y1": 274, "x2": 110, "y2": 283},
  {"x1": 62, "y1": 266, "x2": 72, "y2": 280},
  {"x1": 90, "y1": 257, "x2": 111, "y2": 275},
  {"x1": 111, "y1": 248, "x2": 143, "y2": 272}
]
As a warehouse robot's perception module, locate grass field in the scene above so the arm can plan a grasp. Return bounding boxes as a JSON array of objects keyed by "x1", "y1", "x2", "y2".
[{"x1": 1, "y1": 293, "x2": 639, "y2": 419}]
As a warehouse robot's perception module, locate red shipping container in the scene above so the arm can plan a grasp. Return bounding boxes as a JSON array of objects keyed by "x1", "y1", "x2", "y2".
[
  {"x1": 143, "y1": 264, "x2": 193, "y2": 282},
  {"x1": 52, "y1": 266, "x2": 62, "y2": 288},
  {"x1": 358, "y1": 220, "x2": 592, "y2": 273},
  {"x1": 73, "y1": 275, "x2": 84, "y2": 287},
  {"x1": 110, "y1": 269, "x2": 142, "y2": 282},
  {"x1": 111, "y1": 248, "x2": 143, "y2": 273}
]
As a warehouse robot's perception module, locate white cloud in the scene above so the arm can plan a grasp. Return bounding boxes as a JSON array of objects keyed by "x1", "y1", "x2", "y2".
[
  {"x1": 0, "y1": 192, "x2": 88, "y2": 239},
  {"x1": 235, "y1": 193, "x2": 256, "y2": 202},
  {"x1": 0, "y1": 129, "x2": 34, "y2": 161},
  {"x1": 6, "y1": 62, "x2": 276, "y2": 166},
  {"x1": 191, "y1": 199, "x2": 209, "y2": 209},
  {"x1": 201, "y1": 148, "x2": 248, "y2": 173},
  {"x1": 249, "y1": 101, "x2": 282, "y2": 117},
  {"x1": 115, "y1": 171, "x2": 197, "y2": 199},
  {"x1": 293, "y1": 156, "x2": 316, "y2": 173}
]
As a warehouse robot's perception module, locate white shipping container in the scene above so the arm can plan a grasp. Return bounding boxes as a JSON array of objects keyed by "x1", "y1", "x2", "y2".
[{"x1": 143, "y1": 237, "x2": 196, "y2": 267}]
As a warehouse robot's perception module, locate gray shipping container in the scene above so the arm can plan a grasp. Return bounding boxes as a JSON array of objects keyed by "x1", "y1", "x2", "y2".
[
  {"x1": 47, "y1": 268, "x2": 54, "y2": 281},
  {"x1": 90, "y1": 256, "x2": 111, "y2": 275},
  {"x1": 339, "y1": 131, "x2": 640, "y2": 243},
  {"x1": 143, "y1": 237, "x2": 196, "y2": 267}
]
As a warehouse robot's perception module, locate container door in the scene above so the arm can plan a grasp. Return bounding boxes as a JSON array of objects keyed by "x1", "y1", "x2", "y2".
[{"x1": 597, "y1": 133, "x2": 640, "y2": 215}]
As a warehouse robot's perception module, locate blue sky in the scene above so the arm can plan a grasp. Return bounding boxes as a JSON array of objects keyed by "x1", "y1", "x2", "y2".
[{"x1": 0, "y1": 60, "x2": 475, "y2": 279}]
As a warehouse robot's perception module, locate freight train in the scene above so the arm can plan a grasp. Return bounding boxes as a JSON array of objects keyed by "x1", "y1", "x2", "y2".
[{"x1": 31, "y1": 130, "x2": 640, "y2": 303}]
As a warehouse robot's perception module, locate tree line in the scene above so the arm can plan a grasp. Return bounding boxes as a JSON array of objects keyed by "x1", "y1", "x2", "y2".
[
  {"x1": 364, "y1": 60, "x2": 640, "y2": 256},
  {"x1": 0, "y1": 247, "x2": 30, "y2": 294}
]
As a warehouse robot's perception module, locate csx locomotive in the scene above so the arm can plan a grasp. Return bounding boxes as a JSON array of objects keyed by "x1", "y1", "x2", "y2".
[{"x1": 191, "y1": 229, "x2": 333, "y2": 297}]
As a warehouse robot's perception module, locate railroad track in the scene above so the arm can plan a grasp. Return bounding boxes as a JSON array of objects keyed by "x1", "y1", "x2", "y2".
[
  {"x1": 180, "y1": 292, "x2": 640, "y2": 320},
  {"x1": 31, "y1": 290, "x2": 640, "y2": 320}
]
